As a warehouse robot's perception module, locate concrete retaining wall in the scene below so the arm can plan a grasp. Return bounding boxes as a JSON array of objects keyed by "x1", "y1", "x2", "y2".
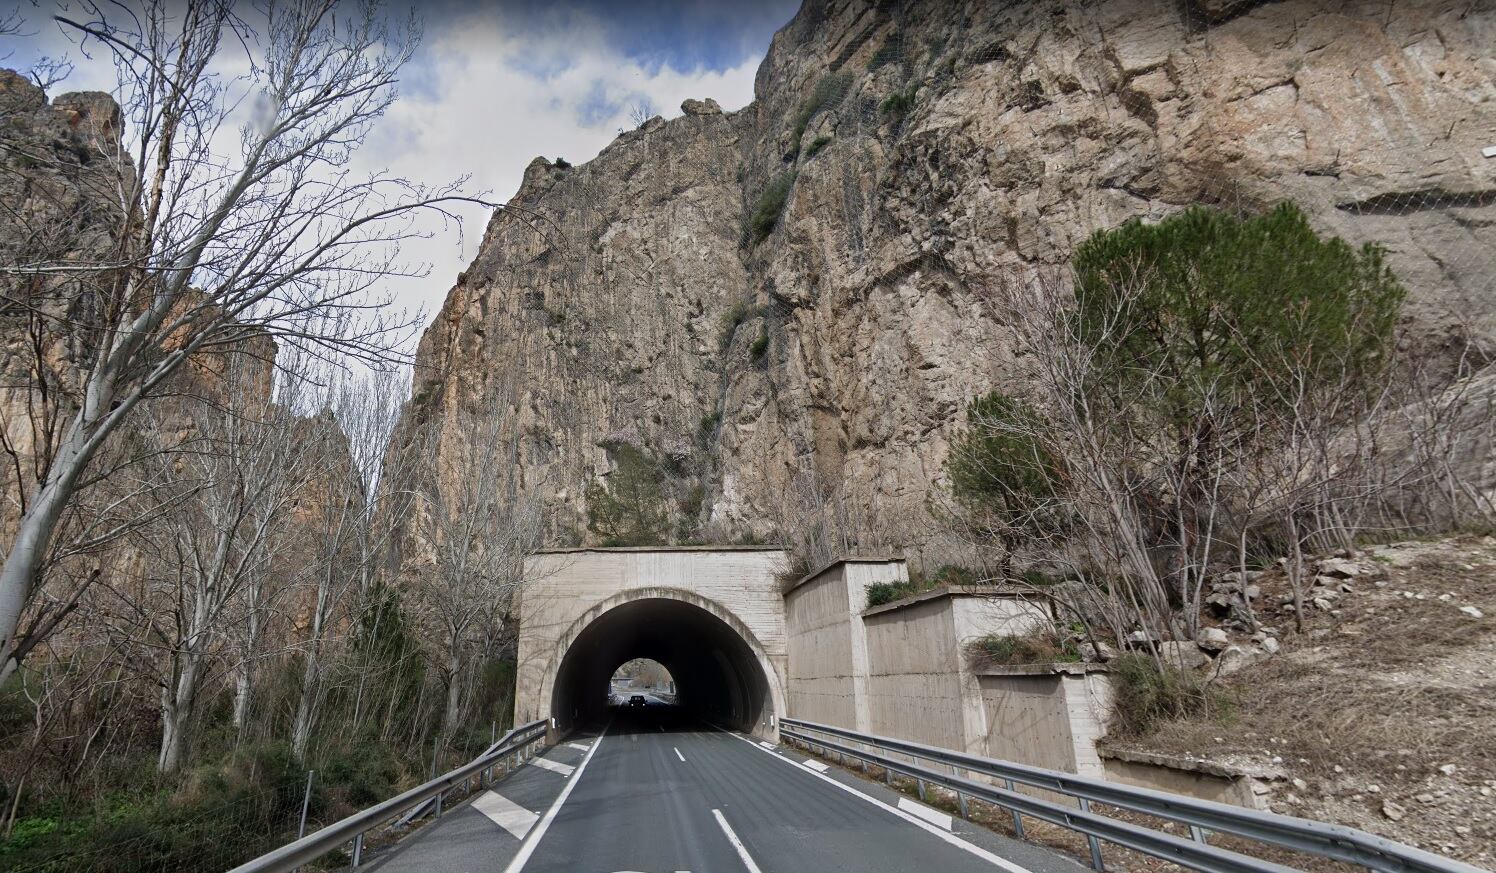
[
  {"x1": 783, "y1": 562, "x2": 1113, "y2": 776},
  {"x1": 1101, "y1": 749, "x2": 1270, "y2": 809},
  {"x1": 977, "y1": 665, "x2": 1113, "y2": 778}
]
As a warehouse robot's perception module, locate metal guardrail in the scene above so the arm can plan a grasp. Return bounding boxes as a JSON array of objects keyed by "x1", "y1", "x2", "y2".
[
  {"x1": 225, "y1": 718, "x2": 548, "y2": 873},
  {"x1": 781, "y1": 717, "x2": 1490, "y2": 873}
]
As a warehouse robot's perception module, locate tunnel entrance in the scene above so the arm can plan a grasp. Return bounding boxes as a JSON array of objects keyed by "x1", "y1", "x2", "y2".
[{"x1": 549, "y1": 597, "x2": 771, "y2": 735}]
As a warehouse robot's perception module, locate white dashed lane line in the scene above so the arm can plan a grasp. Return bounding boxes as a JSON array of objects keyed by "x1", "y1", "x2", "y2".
[
  {"x1": 674, "y1": 747, "x2": 686, "y2": 762},
  {"x1": 712, "y1": 808, "x2": 765, "y2": 873}
]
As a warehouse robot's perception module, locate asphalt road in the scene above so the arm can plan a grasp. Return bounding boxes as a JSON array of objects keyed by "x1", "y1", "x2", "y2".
[{"x1": 373, "y1": 705, "x2": 1087, "y2": 873}]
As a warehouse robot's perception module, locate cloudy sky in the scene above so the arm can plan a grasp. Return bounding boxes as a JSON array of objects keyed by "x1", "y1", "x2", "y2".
[{"x1": 1, "y1": 0, "x2": 798, "y2": 336}]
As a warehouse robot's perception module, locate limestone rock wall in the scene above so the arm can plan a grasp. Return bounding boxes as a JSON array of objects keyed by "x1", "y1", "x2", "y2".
[{"x1": 404, "y1": 0, "x2": 1496, "y2": 549}]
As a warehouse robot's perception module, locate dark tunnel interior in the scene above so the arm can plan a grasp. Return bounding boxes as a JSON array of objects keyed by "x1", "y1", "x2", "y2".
[{"x1": 550, "y1": 598, "x2": 771, "y2": 735}]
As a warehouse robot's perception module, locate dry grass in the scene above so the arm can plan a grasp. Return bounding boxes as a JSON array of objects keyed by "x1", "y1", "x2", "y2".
[
  {"x1": 965, "y1": 627, "x2": 1080, "y2": 670},
  {"x1": 1112, "y1": 537, "x2": 1496, "y2": 865}
]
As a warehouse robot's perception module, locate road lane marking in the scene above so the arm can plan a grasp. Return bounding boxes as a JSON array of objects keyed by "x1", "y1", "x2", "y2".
[
  {"x1": 472, "y1": 790, "x2": 538, "y2": 839},
  {"x1": 503, "y1": 726, "x2": 606, "y2": 873},
  {"x1": 567, "y1": 742, "x2": 590, "y2": 751},
  {"x1": 674, "y1": 747, "x2": 686, "y2": 762},
  {"x1": 530, "y1": 757, "x2": 575, "y2": 776},
  {"x1": 712, "y1": 809, "x2": 765, "y2": 873},
  {"x1": 726, "y1": 732, "x2": 1032, "y2": 873},
  {"x1": 800, "y1": 760, "x2": 829, "y2": 773},
  {"x1": 899, "y1": 796, "x2": 954, "y2": 830},
  {"x1": 757, "y1": 741, "x2": 775, "y2": 750}
]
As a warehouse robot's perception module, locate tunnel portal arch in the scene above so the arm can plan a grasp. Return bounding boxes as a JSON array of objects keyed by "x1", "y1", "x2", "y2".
[
  {"x1": 514, "y1": 547, "x2": 789, "y2": 740},
  {"x1": 544, "y1": 589, "x2": 784, "y2": 735}
]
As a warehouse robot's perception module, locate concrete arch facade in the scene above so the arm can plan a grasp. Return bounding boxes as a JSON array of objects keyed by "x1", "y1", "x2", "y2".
[{"x1": 513, "y1": 547, "x2": 789, "y2": 738}]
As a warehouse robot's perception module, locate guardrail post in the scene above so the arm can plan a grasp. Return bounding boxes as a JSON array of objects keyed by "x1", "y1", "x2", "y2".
[
  {"x1": 1077, "y1": 798, "x2": 1105, "y2": 871},
  {"x1": 917, "y1": 777, "x2": 927, "y2": 802},
  {"x1": 1003, "y1": 778, "x2": 1024, "y2": 837},
  {"x1": 351, "y1": 833, "x2": 364, "y2": 867},
  {"x1": 434, "y1": 789, "x2": 444, "y2": 819}
]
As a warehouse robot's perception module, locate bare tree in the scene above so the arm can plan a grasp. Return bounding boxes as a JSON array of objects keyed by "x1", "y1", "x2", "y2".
[
  {"x1": 137, "y1": 354, "x2": 315, "y2": 772},
  {"x1": 628, "y1": 99, "x2": 656, "y2": 129},
  {"x1": 0, "y1": 0, "x2": 496, "y2": 682},
  {"x1": 406, "y1": 384, "x2": 546, "y2": 738}
]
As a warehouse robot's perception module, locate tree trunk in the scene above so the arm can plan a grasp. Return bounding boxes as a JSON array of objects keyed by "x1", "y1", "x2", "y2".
[
  {"x1": 0, "y1": 364, "x2": 124, "y2": 683},
  {"x1": 290, "y1": 644, "x2": 320, "y2": 759},
  {"x1": 443, "y1": 647, "x2": 462, "y2": 736},
  {"x1": 0, "y1": 449, "x2": 86, "y2": 683},
  {"x1": 159, "y1": 651, "x2": 202, "y2": 774},
  {"x1": 232, "y1": 665, "x2": 252, "y2": 735}
]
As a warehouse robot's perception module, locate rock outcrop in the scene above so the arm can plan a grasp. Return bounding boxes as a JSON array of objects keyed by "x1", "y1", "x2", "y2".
[{"x1": 403, "y1": 0, "x2": 1496, "y2": 548}]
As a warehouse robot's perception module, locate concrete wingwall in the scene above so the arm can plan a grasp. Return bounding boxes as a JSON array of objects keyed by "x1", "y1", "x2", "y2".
[{"x1": 782, "y1": 559, "x2": 1115, "y2": 779}]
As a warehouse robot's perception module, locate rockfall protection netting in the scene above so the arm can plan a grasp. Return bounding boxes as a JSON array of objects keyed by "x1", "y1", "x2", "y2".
[{"x1": 443, "y1": 0, "x2": 1496, "y2": 564}]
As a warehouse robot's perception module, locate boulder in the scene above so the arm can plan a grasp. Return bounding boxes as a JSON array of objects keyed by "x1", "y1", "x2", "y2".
[
  {"x1": 1213, "y1": 644, "x2": 1266, "y2": 676},
  {"x1": 1196, "y1": 627, "x2": 1230, "y2": 652},
  {"x1": 1125, "y1": 629, "x2": 1161, "y2": 648},
  {"x1": 1159, "y1": 641, "x2": 1210, "y2": 670},
  {"x1": 680, "y1": 98, "x2": 722, "y2": 116},
  {"x1": 1080, "y1": 641, "x2": 1119, "y2": 662}
]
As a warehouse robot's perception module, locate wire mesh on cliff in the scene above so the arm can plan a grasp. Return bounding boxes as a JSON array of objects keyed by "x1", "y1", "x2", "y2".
[{"x1": 428, "y1": 0, "x2": 1496, "y2": 558}]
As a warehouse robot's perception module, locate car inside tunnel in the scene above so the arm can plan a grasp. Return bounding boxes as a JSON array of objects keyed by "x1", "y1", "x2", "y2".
[{"x1": 549, "y1": 597, "x2": 771, "y2": 735}]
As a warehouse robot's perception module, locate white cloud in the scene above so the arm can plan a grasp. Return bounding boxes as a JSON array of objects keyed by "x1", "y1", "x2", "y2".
[
  {"x1": 353, "y1": 7, "x2": 764, "y2": 336},
  {"x1": 2, "y1": 4, "x2": 767, "y2": 350}
]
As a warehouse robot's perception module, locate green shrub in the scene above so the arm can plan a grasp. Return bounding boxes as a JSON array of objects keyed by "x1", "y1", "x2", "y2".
[
  {"x1": 865, "y1": 580, "x2": 918, "y2": 607},
  {"x1": 1072, "y1": 203, "x2": 1405, "y2": 425},
  {"x1": 698, "y1": 411, "x2": 721, "y2": 440},
  {"x1": 804, "y1": 135, "x2": 832, "y2": 158},
  {"x1": 791, "y1": 72, "x2": 852, "y2": 152},
  {"x1": 719, "y1": 299, "x2": 751, "y2": 348},
  {"x1": 748, "y1": 171, "x2": 797, "y2": 243},
  {"x1": 585, "y1": 443, "x2": 671, "y2": 546},
  {"x1": 967, "y1": 627, "x2": 1080, "y2": 669},
  {"x1": 749, "y1": 332, "x2": 769, "y2": 361},
  {"x1": 944, "y1": 392, "x2": 1066, "y2": 570},
  {"x1": 866, "y1": 565, "x2": 981, "y2": 607},
  {"x1": 880, "y1": 86, "x2": 917, "y2": 117},
  {"x1": 0, "y1": 744, "x2": 309, "y2": 873},
  {"x1": 1108, "y1": 653, "x2": 1232, "y2": 737},
  {"x1": 554, "y1": 157, "x2": 571, "y2": 169}
]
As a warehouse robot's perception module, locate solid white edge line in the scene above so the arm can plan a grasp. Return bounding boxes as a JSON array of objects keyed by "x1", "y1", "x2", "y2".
[
  {"x1": 712, "y1": 808, "x2": 765, "y2": 873},
  {"x1": 503, "y1": 725, "x2": 607, "y2": 873},
  {"x1": 674, "y1": 746, "x2": 686, "y2": 762},
  {"x1": 725, "y1": 732, "x2": 1033, "y2": 873}
]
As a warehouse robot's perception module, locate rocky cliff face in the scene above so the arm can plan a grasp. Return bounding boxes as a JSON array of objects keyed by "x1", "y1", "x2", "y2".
[{"x1": 404, "y1": 0, "x2": 1496, "y2": 550}]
